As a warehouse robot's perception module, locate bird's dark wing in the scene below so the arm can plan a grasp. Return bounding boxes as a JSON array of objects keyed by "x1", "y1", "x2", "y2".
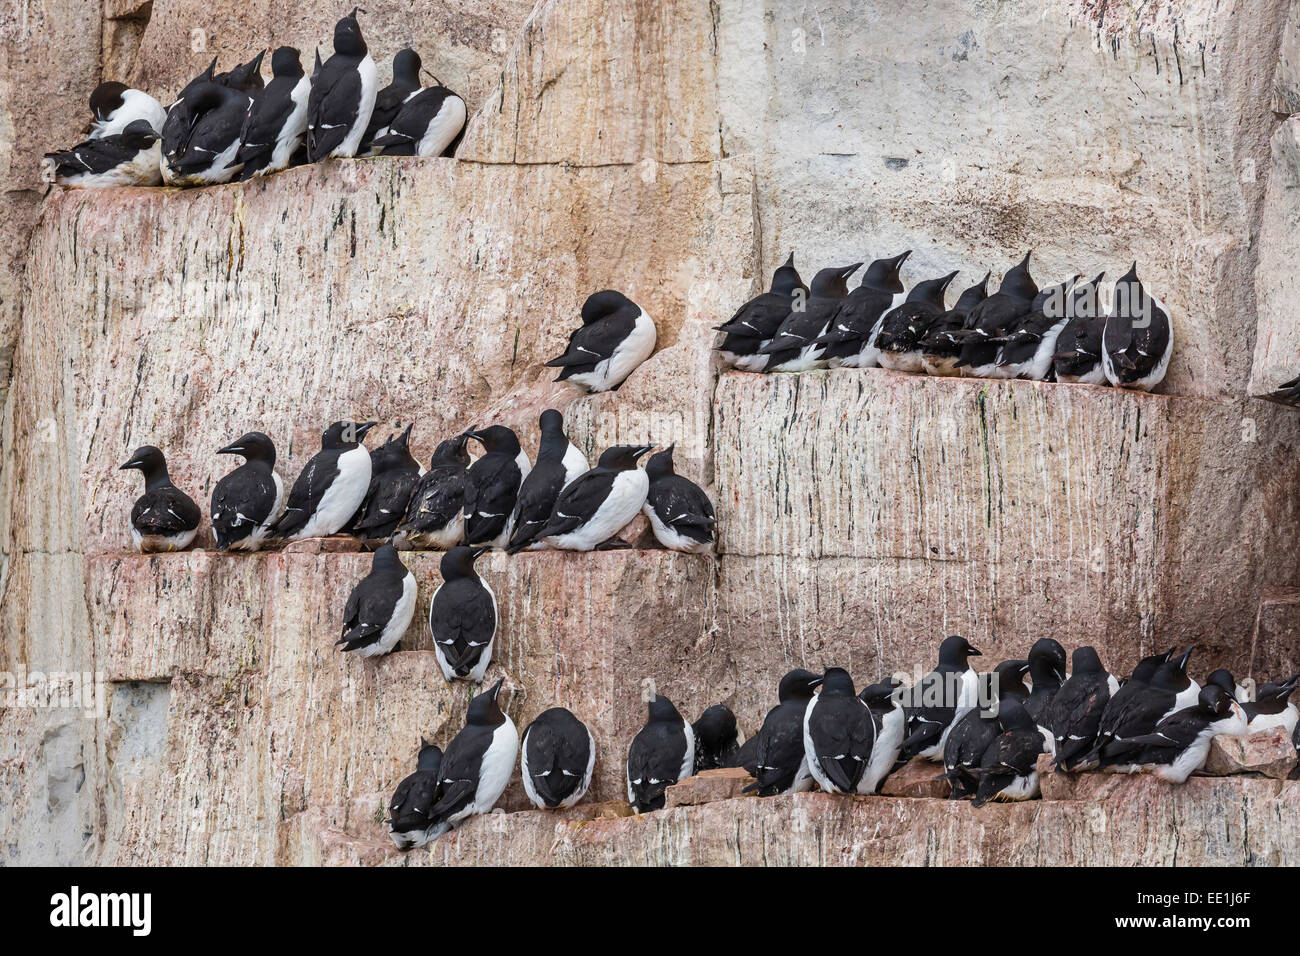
[
  {"x1": 237, "y1": 80, "x2": 294, "y2": 164},
  {"x1": 627, "y1": 722, "x2": 685, "y2": 809},
  {"x1": 132, "y1": 487, "x2": 200, "y2": 535},
  {"x1": 815, "y1": 288, "x2": 892, "y2": 347},
  {"x1": 306, "y1": 57, "x2": 362, "y2": 160},
  {"x1": 525, "y1": 720, "x2": 590, "y2": 806},
  {"x1": 169, "y1": 99, "x2": 248, "y2": 173},
  {"x1": 338, "y1": 569, "x2": 404, "y2": 651},
  {"x1": 646, "y1": 476, "x2": 715, "y2": 542},
  {"x1": 363, "y1": 81, "x2": 413, "y2": 143},
  {"x1": 714, "y1": 292, "x2": 794, "y2": 338},
  {"x1": 45, "y1": 133, "x2": 140, "y2": 176},
  {"x1": 545, "y1": 312, "x2": 637, "y2": 370},
  {"x1": 389, "y1": 769, "x2": 439, "y2": 831},
  {"x1": 506, "y1": 460, "x2": 567, "y2": 552},
  {"x1": 429, "y1": 723, "x2": 496, "y2": 822},
  {"x1": 429, "y1": 579, "x2": 495, "y2": 674},
  {"x1": 271, "y1": 450, "x2": 342, "y2": 537},
  {"x1": 808, "y1": 699, "x2": 874, "y2": 792},
  {"x1": 750, "y1": 706, "x2": 806, "y2": 795},
  {"x1": 211, "y1": 464, "x2": 277, "y2": 547},
  {"x1": 759, "y1": 299, "x2": 840, "y2": 353},
  {"x1": 536, "y1": 469, "x2": 616, "y2": 538},
  {"x1": 353, "y1": 468, "x2": 421, "y2": 537},
  {"x1": 399, "y1": 465, "x2": 470, "y2": 533},
  {"x1": 373, "y1": 87, "x2": 458, "y2": 153},
  {"x1": 463, "y1": 455, "x2": 522, "y2": 544}
]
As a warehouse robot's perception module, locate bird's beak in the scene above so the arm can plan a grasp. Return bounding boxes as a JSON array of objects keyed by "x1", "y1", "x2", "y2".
[
  {"x1": 1018, "y1": 250, "x2": 1033, "y2": 269},
  {"x1": 216, "y1": 443, "x2": 243, "y2": 456},
  {"x1": 1176, "y1": 646, "x2": 1195, "y2": 670},
  {"x1": 892, "y1": 250, "x2": 912, "y2": 269},
  {"x1": 809, "y1": 677, "x2": 824, "y2": 688},
  {"x1": 634, "y1": 444, "x2": 655, "y2": 459},
  {"x1": 460, "y1": 425, "x2": 480, "y2": 440},
  {"x1": 489, "y1": 678, "x2": 504, "y2": 699},
  {"x1": 470, "y1": 546, "x2": 490, "y2": 560},
  {"x1": 940, "y1": 270, "x2": 959, "y2": 289},
  {"x1": 968, "y1": 646, "x2": 983, "y2": 657},
  {"x1": 119, "y1": 459, "x2": 142, "y2": 471},
  {"x1": 841, "y1": 262, "x2": 865, "y2": 279},
  {"x1": 355, "y1": 421, "x2": 378, "y2": 439}
]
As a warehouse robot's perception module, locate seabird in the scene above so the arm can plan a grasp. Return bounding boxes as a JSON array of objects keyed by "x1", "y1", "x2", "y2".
[
  {"x1": 626, "y1": 693, "x2": 695, "y2": 813},
  {"x1": 336, "y1": 542, "x2": 417, "y2": 658},
  {"x1": 545, "y1": 290, "x2": 657, "y2": 393},
  {"x1": 428, "y1": 545, "x2": 497, "y2": 683},
  {"x1": 536, "y1": 444, "x2": 654, "y2": 551},
  {"x1": 119, "y1": 445, "x2": 202, "y2": 552},
  {"x1": 305, "y1": 8, "x2": 379, "y2": 161},
  {"x1": 521, "y1": 707, "x2": 596, "y2": 810},
  {"x1": 269, "y1": 420, "x2": 377, "y2": 541},
  {"x1": 210, "y1": 431, "x2": 285, "y2": 551},
  {"x1": 641, "y1": 444, "x2": 716, "y2": 553}
]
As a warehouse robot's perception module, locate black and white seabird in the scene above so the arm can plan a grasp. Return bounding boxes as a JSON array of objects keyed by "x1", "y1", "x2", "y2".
[
  {"x1": 88, "y1": 81, "x2": 167, "y2": 139},
  {"x1": 1242, "y1": 675, "x2": 1300, "y2": 735},
  {"x1": 969, "y1": 698, "x2": 1046, "y2": 807},
  {"x1": 120, "y1": 446, "x2": 202, "y2": 552},
  {"x1": 1102, "y1": 263, "x2": 1173, "y2": 391},
  {"x1": 1045, "y1": 646, "x2": 1120, "y2": 772},
  {"x1": 920, "y1": 272, "x2": 989, "y2": 376},
  {"x1": 546, "y1": 290, "x2": 657, "y2": 393},
  {"x1": 505, "y1": 409, "x2": 589, "y2": 554},
  {"x1": 816, "y1": 252, "x2": 910, "y2": 369},
  {"x1": 1097, "y1": 684, "x2": 1248, "y2": 783},
  {"x1": 1050, "y1": 272, "x2": 1108, "y2": 384},
  {"x1": 42, "y1": 120, "x2": 162, "y2": 188},
  {"x1": 387, "y1": 738, "x2": 443, "y2": 850},
  {"x1": 875, "y1": 270, "x2": 960, "y2": 373},
  {"x1": 210, "y1": 431, "x2": 285, "y2": 551},
  {"x1": 462, "y1": 425, "x2": 529, "y2": 549},
  {"x1": 422, "y1": 678, "x2": 519, "y2": 839},
  {"x1": 350, "y1": 424, "x2": 422, "y2": 541},
  {"x1": 626, "y1": 693, "x2": 695, "y2": 813},
  {"x1": 336, "y1": 543, "x2": 417, "y2": 658},
  {"x1": 237, "y1": 46, "x2": 310, "y2": 179},
  {"x1": 1090, "y1": 647, "x2": 1202, "y2": 772},
  {"x1": 394, "y1": 435, "x2": 472, "y2": 549},
  {"x1": 759, "y1": 263, "x2": 862, "y2": 372},
  {"x1": 692, "y1": 704, "x2": 740, "y2": 772},
  {"x1": 306, "y1": 8, "x2": 379, "y2": 161},
  {"x1": 949, "y1": 252, "x2": 1038, "y2": 378},
  {"x1": 369, "y1": 85, "x2": 467, "y2": 157},
  {"x1": 521, "y1": 707, "x2": 596, "y2": 810},
  {"x1": 939, "y1": 659, "x2": 1030, "y2": 799},
  {"x1": 161, "y1": 80, "x2": 253, "y2": 186},
  {"x1": 641, "y1": 444, "x2": 716, "y2": 554},
  {"x1": 360, "y1": 48, "x2": 423, "y2": 154},
  {"x1": 742, "y1": 669, "x2": 823, "y2": 797},
  {"x1": 992, "y1": 275, "x2": 1083, "y2": 380},
  {"x1": 802, "y1": 667, "x2": 875, "y2": 794},
  {"x1": 1023, "y1": 637, "x2": 1068, "y2": 729},
  {"x1": 536, "y1": 444, "x2": 654, "y2": 551},
  {"x1": 857, "y1": 677, "x2": 905, "y2": 794},
  {"x1": 899, "y1": 635, "x2": 983, "y2": 762},
  {"x1": 269, "y1": 420, "x2": 377, "y2": 541},
  {"x1": 215, "y1": 52, "x2": 267, "y2": 92},
  {"x1": 713, "y1": 252, "x2": 808, "y2": 372},
  {"x1": 428, "y1": 545, "x2": 497, "y2": 683}
]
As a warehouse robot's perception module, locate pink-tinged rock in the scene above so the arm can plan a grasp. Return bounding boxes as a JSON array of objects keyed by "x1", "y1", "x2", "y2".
[
  {"x1": 666, "y1": 768, "x2": 754, "y2": 807},
  {"x1": 1203, "y1": 728, "x2": 1299, "y2": 780},
  {"x1": 430, "y1": 776, "x2": 1300, "y2": 866},
  {"x1": 880, "y1": 760, "x2": 951, "y2": 799}
]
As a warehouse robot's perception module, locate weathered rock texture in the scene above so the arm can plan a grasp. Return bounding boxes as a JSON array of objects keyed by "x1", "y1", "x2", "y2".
[
  {"x1": 1, "y1": 0, "x2": 1298, "y2": 865},
  {"x1": 426, "y1": 777, "x2": 1300, "y2": 866}
]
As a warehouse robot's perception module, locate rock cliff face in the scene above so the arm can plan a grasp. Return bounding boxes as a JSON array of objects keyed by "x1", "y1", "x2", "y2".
[{"x1": 1, "y1": 0, "x2": 1297, "y2": 865}]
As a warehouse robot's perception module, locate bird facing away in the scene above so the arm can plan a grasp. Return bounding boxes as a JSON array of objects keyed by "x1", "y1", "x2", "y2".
[
  {"x1": 1102, "y1": 263, "x2": 1173, "y2": 391},
  {"x1": 394, "y1": 434, "x2": 472, "y2": 550},
  {"x1": 349, "y1": 423, "x2": 422, "y2": 540},
  {"x1": 336, "y1": 543, "x2": 417, "y2": 658},
  {"x1": 743, "y1": 669, "x2": 823, "y2": 797},
  {"x1": 521, "y1": 707, "x2": 596, "y2": 810},
  {"x1": 692, "y1": 704, "x2": 740, "y2": 772},
  {"x1": 388, "y1": 739, "x2": 443, "y2": 850},
  {"x1": 626, "y1": 694, "x2": 695, "y2": 813},
  {"x1": 641, "y1": 444, "x2": 716, "y2": 553},
  {"x1": 428, "y1": 545, "x2": 497, "y2": 683},
  {"x1": 802, "y1": 667, "x2": 876, "y2": 794}
]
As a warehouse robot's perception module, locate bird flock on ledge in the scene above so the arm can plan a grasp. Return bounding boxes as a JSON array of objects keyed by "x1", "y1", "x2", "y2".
[
  {"x1": 716, "y1": 250, "x2": 1173, "y2": 390},
  {"x1": 387, "y1": 638, "x2": 1300, "y2": 850},
  {"x1": 42, "y1": 10, "x2": 465, "y2": 189}
]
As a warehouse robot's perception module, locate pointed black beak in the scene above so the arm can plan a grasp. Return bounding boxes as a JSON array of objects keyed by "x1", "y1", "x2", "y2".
[
  {"x1": 489, "y1": 677, "x2": 504, "y2": 699},
  {"x1": 355, "y1": 421, "x2": 378, "y2": 440},
  {"x1": 634, "y1": 443, "x2": 655, "y2": 459},
  {"x1": 1175, "y1": 646, "x2": 1194, "y2": 671},
  {"x1": 216, "y1": 442, "x2": 243, "y2": 456},
  {"x1": 939, "y1": 270, "x2": 959, "y2": 290},
  {"x1": 967, "y1": 646, "x2": 983, "y2": 657},
  {"x1": 840, "y1": 262, "x2": 865, "y2": 280},
  {"x1": 809, "y1": 676, "x2": 824, "y2": 688},
  {"x1": 470, "y1": 546, "x2": 490, "y2": 560},
  {"x1": 892, "y1": 250, "x2": 912, "y2": 269},
  {"x1": 1122, "y1": 261, "x2": 1140, "y2": 281},
  {"x1": 119, "y1": 458, "x2": 142, "y2": 471},
  {"x1": 783, "y1": 251, "x2": 796, "y2": 268},
  {"x1": 1018, "y1": 250, "x2": 1033, "y2": 269},
  {"x1": 460, "y1": 425, "x2": 479, "y2": 440}
]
